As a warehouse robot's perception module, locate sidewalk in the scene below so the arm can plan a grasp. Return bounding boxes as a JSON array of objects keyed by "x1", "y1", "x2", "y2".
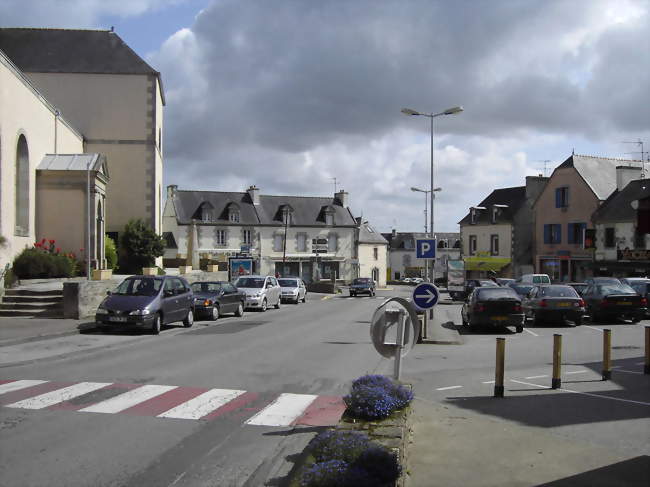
[
  {"x1": 0, "y1": 317, "x2": 95, "y2": 346},
  {"x1": 406, "y1": 397, "x2": 648, "y2": 487}
]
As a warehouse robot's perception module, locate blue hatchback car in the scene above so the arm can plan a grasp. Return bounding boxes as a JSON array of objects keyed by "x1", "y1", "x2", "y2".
[{"x1": 95, "y1": 275, "x2": 194, "y2": 334}]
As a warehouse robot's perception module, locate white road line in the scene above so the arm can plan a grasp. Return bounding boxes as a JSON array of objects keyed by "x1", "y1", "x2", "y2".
[
  {"x1": 510, "y1": 379, "x2": 650, "y2": 407},
  {"x1": 525, "y1": 375, "x2": 548, "y2": 379},
  {"x1": 583, "y1": 325, "x2": 603, "y2": 332},
  {"x1": 616, "y1": 369, "x2": 644, "y2": 375},
  {"x1": 80, "y1": 385, "x2": 177, "y2": 414},
  {"x1": 636, "y1": 361, "x2": 646, "y2": 365},
  {"x1": 245, "y1": 393, "x2": 317, "y2": 426},
  {"x1": 482, "y1": 380, "x2": 495, "y2": 384},
  {"x1": 436, "y1": 385, "x2": 463, "y2": 391},
  {"x1": 611, "y1": 366, "x2": 621, "y2": 369},
  {"x1": 6, "y1": 382, "x2": 110, "y2": 409},
  {"x1": 0, "y1": 380, "x2": 47, "y2": 395},
  {"x1": 523, "y1": 328, "x2": 539, "y2": 337},
  {"x1": 158, "y1": 388, "x2": 246, "y2": 420},
  {"x1": 565, "y1": 370, "x2": 588, "y2": 375}
]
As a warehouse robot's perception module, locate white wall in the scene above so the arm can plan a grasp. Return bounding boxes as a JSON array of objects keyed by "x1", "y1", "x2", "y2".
[{"x1": 358, "y1": 243, "x2": 387, "y2": 287}]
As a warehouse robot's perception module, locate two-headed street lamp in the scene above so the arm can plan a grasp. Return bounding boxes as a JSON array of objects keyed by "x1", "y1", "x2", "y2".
[{"x1": 402, "y1": 106, "x2": 463, "y2": 287}]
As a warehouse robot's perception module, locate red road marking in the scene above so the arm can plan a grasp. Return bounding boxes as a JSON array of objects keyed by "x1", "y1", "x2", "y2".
[
  {"x1": 0, "y1": 382, "x2": 74, "y2": 406},
  {"x1": 122, "y1": 386, "x2": 210, "y2": 416},
  {"x1": 293, "y1": 395, "x2": 346, "y2": 426},
  {"x1": 0, "y1": 380, "x2": 16, "y2": 386}
]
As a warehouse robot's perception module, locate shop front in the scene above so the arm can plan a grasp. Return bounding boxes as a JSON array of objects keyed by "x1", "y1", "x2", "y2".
[
  {"x1": 592, "y1": 249, "x2": 650, "y2": 277},
  {"x1": 271, "y1": 255, "x2": 343, "y2": 283},
  {"x1": 538, "y1": 254, "x2": 592, "y2": 282}
]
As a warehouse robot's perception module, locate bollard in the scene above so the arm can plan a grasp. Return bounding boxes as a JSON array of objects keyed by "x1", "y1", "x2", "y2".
[
  {"x1": 494, "y1": 338, "x2": 505, "y2": 398},
  {"x1": 552, "y1": 334, "x2": 562, "y2": 389},
  {"x1": 422, "y1": 312, "x2": 428, "y2": 340},
  {"x1": 602, "y1": 329, "x2": 612, "y2": 380},
  {"x1": 643, "y1": 326, "x2": 650, "y2": 374}
]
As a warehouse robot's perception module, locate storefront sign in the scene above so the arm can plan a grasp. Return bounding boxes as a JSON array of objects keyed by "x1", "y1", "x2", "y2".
[{"x1": 618, "y1": 249, "x2": 650, "y2": 261}]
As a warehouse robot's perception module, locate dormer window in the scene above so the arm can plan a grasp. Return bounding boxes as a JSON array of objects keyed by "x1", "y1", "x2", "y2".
[
  {"x1": 471, "y1": 208, "x2": 476, "y2": 224},
  {"x1": 321, "y1": 205, "x2": 335, "y2": 226},
  {"x1": 193, "y1": 202, "x2": 215, "y2": 222},
  {"x1": 229, "y1": 210, "x2": 240, "y2": 223},
  {"x1": 492, "y1": 207, "x2": 498, "y2": 223},
  {"x1": 225, "y1": 202, "x2": 241, "y2": 223}
]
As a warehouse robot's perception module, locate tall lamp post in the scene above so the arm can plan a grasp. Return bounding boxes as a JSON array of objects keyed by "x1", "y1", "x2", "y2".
[
  {"x1": 411, "y1": 186, "x2": 441, "y2": 281},
  {"x1": 402, "y1": 106, "x2": 463, "y2": 288}
]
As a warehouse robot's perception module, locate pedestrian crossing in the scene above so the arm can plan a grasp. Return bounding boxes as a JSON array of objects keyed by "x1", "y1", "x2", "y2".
[{"x1": 0, "y1": 379, "x2": 346, "y2": 427}]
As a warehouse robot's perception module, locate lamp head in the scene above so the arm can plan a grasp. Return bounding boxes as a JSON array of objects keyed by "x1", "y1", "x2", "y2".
[
  {"x1": 442, "y1": 106, "x2": 464, "y2": 115},
  {"x1": 401, "y1": 108, "x2": 420, "y2": 116}
]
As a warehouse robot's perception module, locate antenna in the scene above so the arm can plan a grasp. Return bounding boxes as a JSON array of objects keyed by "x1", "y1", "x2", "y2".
[
  {"x1": 330, "y1": 177, "x2": 338, "y2": 193},
  {"x1": 535, "y1": 160, "x2": 551, "y2": 177},
  {"x1": 621, "y1": 139, "x2": 647, "y2": 177}
]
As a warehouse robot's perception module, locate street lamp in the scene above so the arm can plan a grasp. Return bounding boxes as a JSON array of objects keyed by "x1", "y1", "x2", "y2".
[
  {"x1": 411, "y1": 186, "x2": 441, "y2": 282},
  {"x1": 402, "y1": 106, "x2": 463, "y2": 289}
]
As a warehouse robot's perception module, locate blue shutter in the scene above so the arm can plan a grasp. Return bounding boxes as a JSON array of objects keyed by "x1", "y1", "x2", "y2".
[
  {"x1": 555, "y1": 224, "x2": 562, "y2": 244},
  {"x1": 544, "y1": 224, "x2": 551, "y2": 244},
  {"x1": 568, "y1": 223, "x2": 574, "y2": 244},
  {"x1": 578, "y1": 223, "x2": 586, "y2": 245},
  {"x1": 555, "y1": 189, "x2": 561, "y2": 208}
]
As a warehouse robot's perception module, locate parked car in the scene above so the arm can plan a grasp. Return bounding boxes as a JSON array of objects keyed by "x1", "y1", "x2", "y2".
[
  {"x1": 450, "y1": 279, "x2": 499, "y2": 301},
  {"x1": 585, "y1": 277, "x2": 621, "y2": 285},
  {"x1": 518, "y1": 274, "x2": 551, "y2": 285},
  {"x1": 566, "y1": 282, "x2": 588, "y2": 296},
  {"x1": 522, "y1": 285, "x2": 586, "y2": 326},
  {"x1": 620, "y1": 277, "x2": 649, "y2": 286},
  {"x1": 581, "y1": 282, "x2": 647, "y2": 323},
  {"x1": 95, "y1": 275, "x2": 194, "y2": 335},
  {"x1": 235, "y1": 275, "x2": 282, "y2": 311},
  {"x1": 507, "y1": 282, "x2": 535, "y2": 299},
  {"x1": 403, "y1": 278, "x2": 413, "y2": 284},
  {"x1": 496, "y1": 278, "x2": 515, "y2": 287},
  {"x1": 626, "y1": 279, "x2": 650, "y2": 318},
  {"x1": 412, "y1": 277, "x2": 424, "y2": 284},
  {"x1": 349, "y1": 277, "x2": 376, "y2": 297},
  {"x1": 190, "y1": 281, "x2": 245, "y2": 320},
  {"x1": 278, "y1": 277, "x2": 307, "y2": 304},
  {"x1": 461, "y1": 286, "x2": 524, "y2": 333}
]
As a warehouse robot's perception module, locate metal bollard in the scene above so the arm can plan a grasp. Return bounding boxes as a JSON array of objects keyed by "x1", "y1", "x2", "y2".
[
  {"x1": 552, "y1": 334, "x2": 562, "y2": 389},
  {"x1": 602, "y1": 329, "x2": 612, "y2": 380},
  {"x1": 422, "y1": 312, "x2": 428, "y2": 340},
  {"x1": 643, "y1": 326, "x2": 650, "y2": 374},
  {"x1": 494, "y1": 338, "x2": 505, "y2": 398}
]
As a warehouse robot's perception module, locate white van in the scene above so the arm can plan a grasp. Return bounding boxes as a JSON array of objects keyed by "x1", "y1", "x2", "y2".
[{"x1": 519, "y1": 274, "x2": 551, "y2": 285}]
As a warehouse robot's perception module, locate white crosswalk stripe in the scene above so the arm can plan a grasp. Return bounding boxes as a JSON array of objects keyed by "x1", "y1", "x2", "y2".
[
  {"x1": 80, "y1": 385, "x2": 177, "y2": 414},
  {"x1": 245, "y1": 393, "x2": 317, "y2": 426},
  {"x1": 6, "y1": 382, "x2": 110, "y2": 409},
  {"x1": 158, "y1": 388, "x2": 246, "y2": 420},
  {"x1": 0, "y1": 380, "x2": 47, "y2": 395}
]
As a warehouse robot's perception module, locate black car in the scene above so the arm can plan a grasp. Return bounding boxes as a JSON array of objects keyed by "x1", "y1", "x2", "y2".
[
  {"x1": 451, "y1": 279, "x2": 499, "y2": 301},
  {"x1": 522, "y1": 285, "x2": 586, "y2": 326},
  {"x1": 585, "y1": 277, "x2": 621, "y2": 285},
  {"x1": 581, "y1": 282, "x2": 647, "y2": 323},
  {"x1": 507, "y1": 282, "x2": 535, "y2": 299},
  {"x1": 95, "y1": 275, "x2": 194, "y2": 334},
  {"x1": 461, "y1": 286, "x2": 524, "y2": 333},
  {"x1": 190, "y1": 281, "x2": 245, "y2": 320},
  {"x1": 349, "y1": 278, "x2": 376, "y2": 297},
  {"x1": 566, "y1": 282, "x2": 588, "y2": 296},
  {"x1": 625, "y1": 280, "x2": 650, "y2": 318}
]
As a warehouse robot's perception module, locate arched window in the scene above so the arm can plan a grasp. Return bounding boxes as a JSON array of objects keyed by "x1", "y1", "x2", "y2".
[
  {"x1": 453, "y1": 239, "x2": 461, "y2": 248},
  {"x1": 15, "y1": 134, "x2": 30, "y2": 236}
]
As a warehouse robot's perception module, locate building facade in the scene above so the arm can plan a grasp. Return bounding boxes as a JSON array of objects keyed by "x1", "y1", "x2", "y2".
[{"x1": 356, "y1": 221, "x2": 388, "y2": 287}]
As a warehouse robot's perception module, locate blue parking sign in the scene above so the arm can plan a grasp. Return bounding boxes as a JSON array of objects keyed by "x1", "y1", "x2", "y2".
[{"x1": 416, "y1": 239, "x2": 436, "y2": 259}]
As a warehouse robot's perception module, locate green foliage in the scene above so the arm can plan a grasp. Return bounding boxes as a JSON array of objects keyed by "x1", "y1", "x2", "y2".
[
  {"x1": 3, "y1": 267, "x2": 17, "y2": 288},
  {"x1": 156, "y1": 266, "x2": 166, "y2": 275},
  {"x1": 118, "y1": 219, "x2": 165, "y2": 274},
  {"x1": 105, "y1": 236, "x2": 118, "y2": 270},
  {"x1": 12, "y1": 248, "x2": 75, "y2": 279},
  {"x1": 0, "y1": 235, "x2": 7, "y2": 247}
]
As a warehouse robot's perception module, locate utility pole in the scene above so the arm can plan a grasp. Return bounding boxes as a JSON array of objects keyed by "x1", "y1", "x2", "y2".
[{"x1": 622, "y1": 139, "x2": 647, "y2": 177}]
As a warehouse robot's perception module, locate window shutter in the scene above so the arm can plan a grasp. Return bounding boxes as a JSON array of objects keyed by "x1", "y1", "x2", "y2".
[
  {"x1": 555, "y1": 189, "x2": 561, "y2": 208},
  {"x1": 544, "y1": 224, "x2": 551, "y2": 244},
  {"x1": 555, "y1": 224, "x2": 562, "y2": 243},
  {"x1": 568, "y1": 223, "x2": 574, "y2": 244}
]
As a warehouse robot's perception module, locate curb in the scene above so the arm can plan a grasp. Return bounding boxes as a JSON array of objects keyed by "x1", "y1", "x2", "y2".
[{"x1": 0, "y1": 321, "x2": 99, "y2": 348}]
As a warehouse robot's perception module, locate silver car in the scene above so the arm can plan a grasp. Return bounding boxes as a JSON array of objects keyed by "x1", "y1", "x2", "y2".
[
  {"x1": 235, "y1": 275, "x2": 282, "y2": 312},
  {"x1": 278, "y1": 277, "x2": 307, "y2": 304}
]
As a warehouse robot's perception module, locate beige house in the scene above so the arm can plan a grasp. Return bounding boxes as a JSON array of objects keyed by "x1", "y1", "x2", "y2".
[
  {"x1": 0, "y1": 28, "x2": 165, "y2": 240},
  {"x1": 356, "y1": 221, "x2": 388, "y2": 287},
  {"x1": 533, "y1": 154, "x2": 642, "y2": 281}
]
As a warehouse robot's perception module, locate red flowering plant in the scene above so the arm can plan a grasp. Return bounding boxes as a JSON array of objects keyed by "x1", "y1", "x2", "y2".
[{"x1": 12, "y1": 238, "x2": 79, "y2": 278}]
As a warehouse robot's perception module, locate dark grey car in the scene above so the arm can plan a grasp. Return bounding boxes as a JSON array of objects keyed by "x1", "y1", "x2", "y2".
[
  {"x1": 191, "y1": 281, "x2": 245, "y2": 320},
  {"x1": 95, "y1": 275, "x2": 194, "y2": 335}
]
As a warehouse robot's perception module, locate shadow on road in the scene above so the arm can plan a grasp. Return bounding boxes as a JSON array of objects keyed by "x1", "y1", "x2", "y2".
[{"x1": 535, "y1": 456, "x2": 649, "y2": 487}]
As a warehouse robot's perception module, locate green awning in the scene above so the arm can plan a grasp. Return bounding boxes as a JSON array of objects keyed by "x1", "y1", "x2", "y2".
[{"x1": 464, "y1": 257, "x2": 511, "y2": 271}]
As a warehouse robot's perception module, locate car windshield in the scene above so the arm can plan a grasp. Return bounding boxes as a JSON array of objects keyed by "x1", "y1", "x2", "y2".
[
  {"x1": 114, "y1": 278, "x2": 162, "y2": 296},
  {"x1": 191, "y1": 282, "x2": 223, "y2": 293},
  {"x1": 597, "y1": 284, "x2": 636, "y2": 295},
  {"x1": 478, "y1": 280, "x2": 500, "y2": 287},
  {"x1": 477, "y1": 288, "x2": 519, "y2": 300},
  {"x1": 278, "y1": 279, "x2": 298, "y2": 287},
  {"x1": 631, "y1": 282, "x2": 649, "y2": 293},
  {"x1": 353, "y1": 278, "x2": 371, "y2": 284},
  {"x1": 532, "y1": 276, "x2": 550, "y2": 284},
  {"x1": 539, "y1": 286, "x2": 578, "y2": 297},
  {"x1": 235, "y1": 277, "x2": 265, "y2": 288}
]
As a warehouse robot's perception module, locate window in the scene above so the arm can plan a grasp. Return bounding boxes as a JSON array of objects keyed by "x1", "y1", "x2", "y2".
[
  {"x1": 469, "y1": 235, "x2": 477, "y2": 255},
  {"x1": 634, "y1": 231, "x2": 645, "y2": 249},
  {"x1": 328, "y1": 234, "x2": 338, "y2": 252},
  {"x1": 568, "y1": 223, "x2": 587, "y2": 245},
  {"x1": 216, "y1": 229, "x2": 227, "y2": 245},
  {"x1": 273, "y1": 234, "x2": 284, "y2": 252},
  {"x1": 490, "y1": 235, "x2": 499, "y2": 255},
  {"x1": 373, "y1": 247, "x2": 378, "y2": 260},
  {"x1": 604, "y1": 227, "x2": 616, "y2": 248},
  {"x1": 438, "y1": 240, "x2": 448, "y2": 249},
  {"x1": 555, "y1": 187, "x2": 569, "y2": 208},
  {"x1": 453, "y1": 239, "x2": 461, "y2": 248},
  {"x1": 325, "y1": 213, "x2": 334, "y2": 225},
  {"x1": 15, "y1": 134, "x2": 29, "y2": 236},
  {"x1": 403, "y1": 254, "x2": 412, "y2": 267},
  {"x1": 229, "y1": 211, "x2": 240, "y2": 223},
  {"x1": 297, "y1": 233, "x2": 307, "y2": 252},
  {"x1": 242, "y1": 229, "x2": 252, "y2": 245},
  {"x1": 543, "y1": 224, "x2": 562, "y2": 244},
  {"x1": 470, "y1": 208, "x2": 476, "y2": 224},
  {"x1": 492, "y1": 207, "x2": 498, "y2": 223}
]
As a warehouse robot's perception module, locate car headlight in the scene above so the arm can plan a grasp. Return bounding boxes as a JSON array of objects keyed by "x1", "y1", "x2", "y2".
[
  {"x1": 203, "y1": 299, "x2": 212, "y2": 306},
  {"x1": 129, "y1": 309, "x2": 152, "y2": 316},
  {"x1": 96, "y1": 308, "x2": 109, "y2": 315}
]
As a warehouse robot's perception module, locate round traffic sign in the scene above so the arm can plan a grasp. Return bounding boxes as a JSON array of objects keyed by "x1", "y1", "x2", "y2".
[
  {"x1": 412, "y1": 283, "x2": 439, "y2": 310},
  {"x1": 370, "y1": 297, "x2": 421, "y2": 358}
]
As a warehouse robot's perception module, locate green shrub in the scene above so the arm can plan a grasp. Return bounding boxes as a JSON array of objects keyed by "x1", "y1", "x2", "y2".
[
  {"x1": 3, "y1": 267, "x2": 17, "y2": 288},
  {"x1": 105, "y1": 236, "x2": 118, "y2": 270},
  {"x1": 12, "y1": 248, "x2": 75, "y2": 279},
  {"x1": 118, "y1": 219, "x2": 165, "y2": 274},
  {"x1": 156, "y1": 266, "x2": 166, "y2": 275}
]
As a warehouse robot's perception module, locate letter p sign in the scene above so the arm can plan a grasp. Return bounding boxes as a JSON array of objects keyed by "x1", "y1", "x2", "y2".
[{"x1": 416, "y1": 239, "x2": 436, "y2": 259}]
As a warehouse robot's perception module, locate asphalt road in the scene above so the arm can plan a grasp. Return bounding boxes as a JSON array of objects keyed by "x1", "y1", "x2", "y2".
[{"x1": 1, "y1": 287, "x2": 648, "y2": 486}]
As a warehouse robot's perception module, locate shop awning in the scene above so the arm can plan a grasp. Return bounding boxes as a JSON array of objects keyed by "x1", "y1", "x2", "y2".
[{"x1": 464, "y1": 256, "x2": 511, "y2": 271}]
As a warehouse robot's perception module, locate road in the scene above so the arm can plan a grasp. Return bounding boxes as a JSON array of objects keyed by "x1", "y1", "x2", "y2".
[{"x1": 1, "y1": 286, "x2": 648, "y2": 486}]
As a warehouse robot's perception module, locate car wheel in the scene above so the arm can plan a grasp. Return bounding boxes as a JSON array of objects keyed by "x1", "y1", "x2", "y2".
[
  {"x1": 516, "y1": 325, "x2": 523, "y2": 333},
  {"x1": 302, "y1": 294, "x2": 307, "y2": 303},
  {"x1": 183, "y1": 309, "x2": 194, "y2": 327},
  {"x1": 211, "y1": 305, "x2": 220, "y2": 321},
  {"x1": 532, "y1": 311, "x2": 540, "y2": 326},
  {"x1": 235, "y1": 302, "x2": 244, "y2": 317},
  {"x1": 294, "y1": 297, "x2": 300, "y2": 304},
  {"x1": 261, "y1": 299, "x2": 267, "y2": 312},
  {"x1": 151, "y1": 313, "x2": 161, "y2": 335},
  {"x1": 275, "y1": 297, "x2": 281, "y2": 309},
  {"x1": 350, "y1": 292, "x2": 355, "y2": 297},
  {"x1": 632, "y1": 317, "x2": 641, "y2": 323}
]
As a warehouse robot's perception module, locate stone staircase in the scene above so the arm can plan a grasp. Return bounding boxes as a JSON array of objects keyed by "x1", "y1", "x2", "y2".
[{"x1": 0, "y1": 288, "x2": 64, "y2": 318}]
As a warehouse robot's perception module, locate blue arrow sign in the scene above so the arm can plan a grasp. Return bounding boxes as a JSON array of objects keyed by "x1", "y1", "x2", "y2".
[
  {"x1": 416, "y1": 239, "x2": 436, "y2": 259},
  {"x1": 412, "y1": 283, "x2": 439, "y2": 310}
]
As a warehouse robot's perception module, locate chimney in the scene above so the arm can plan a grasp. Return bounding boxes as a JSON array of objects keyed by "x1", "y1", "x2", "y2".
[
  {"x1": 335, "y1": 189, "x2": 349, "y2": 207},
  {"x1": 392, "y1": 228, "x2": 396, "y2": 237},
  {"x1": 525, "y1": 175, "x2": 548, "y2": 201},
  {"x1": 247, "y1": 185, "x2": 260, "y2": 205},
  {"x1": 167, "y1": 185, "x2": 178, "y2": 198},
  {"x1": 616, "y1": 166, "x2": 641, "y2": 191}
]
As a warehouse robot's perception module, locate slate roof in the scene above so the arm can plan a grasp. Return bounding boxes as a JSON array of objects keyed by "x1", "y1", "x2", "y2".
[
  {"x1": 458, "y1": 186, "x2": 526, "y2": 225},
  {"x1": 592, "y1": 179, "x2": 650, "y2": 223},
  {"x1": 37, "y1": 153, "x2": 106, "y2": 173},
  {"x1": 358, "y1": 222, "x2": 389, "y2": 245},
  {"x1": 380, "y1": 232, "x2": 430, "y2": 250},
  {"x1": 556, "y1": 154, "x2": 643, "y2": 200},
  {"x1": 171, "y1": 190, "x2": 357, "y2": 227}
]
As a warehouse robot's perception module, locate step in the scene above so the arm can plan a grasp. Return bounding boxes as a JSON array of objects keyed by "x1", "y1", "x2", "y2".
[
  {"x1": 4, "y1": 289, "x2": 63, "y2": 297},
  {"x1": 0, "y1": 309, "x2": 62, "y2": 317},
  {"x1": 2, "y1": 295, "x2": 63, "y2": 304},
  {"x1": 0, "y1": 302, "x2": 62, "y2": 311}
]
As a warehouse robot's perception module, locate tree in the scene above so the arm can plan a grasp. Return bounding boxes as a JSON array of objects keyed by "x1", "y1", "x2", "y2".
[
  {"x1": 119, "y1": 219, "x2": 165, "y2": 273},
  {"x1": 105, "y1": 235, "x2": 118, "y2": 270}
]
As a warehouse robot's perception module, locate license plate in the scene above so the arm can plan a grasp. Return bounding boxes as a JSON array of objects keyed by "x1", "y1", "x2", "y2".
[
  {"x1": 617, "y1": 301, "x2": 632, "y2": 305},
  {"x1": 109, "y1": 317, "x2": 127, "y2": 322},
  {"x1": 557, "y1": 302, "x2": 570, "y2": 307},
  {"x1": 492, "y1": 316, "x2": 507, "y2": 321}
]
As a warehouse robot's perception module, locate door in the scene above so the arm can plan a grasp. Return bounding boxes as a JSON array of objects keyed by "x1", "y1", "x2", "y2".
[
  {"x1": 223, "y1": 283, "x2": 238, "y2": 312},
  {"x1": 173, "y1": 278, "x2": 191, "y2": 321},
  {"x1": 161, "y1": 279, "x2": 178, "y2": 323},
  {"x1": 269, "y1": 277, "x2": 280, "y2": 305}
]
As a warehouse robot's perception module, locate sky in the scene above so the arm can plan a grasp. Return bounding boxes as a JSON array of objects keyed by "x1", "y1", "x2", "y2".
[{"x1": 2, "y1": 0, "x2": 649, "y2": 233}]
